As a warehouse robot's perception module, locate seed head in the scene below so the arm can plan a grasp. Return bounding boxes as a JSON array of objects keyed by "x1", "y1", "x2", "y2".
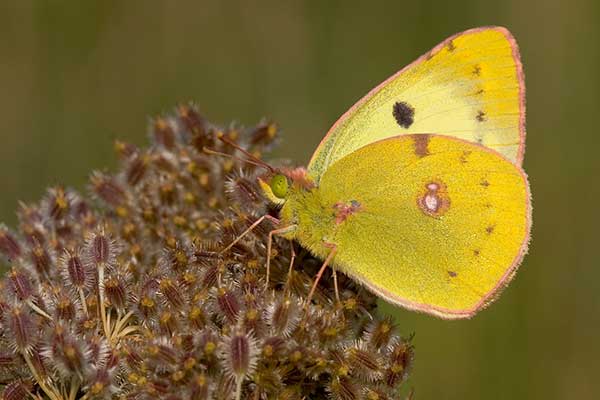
[
  {"x1": 249, "y1": 120, "x2": 278, "y2": 146},
  {"x1": 225, "y1": 171, "x2": 265, "y2": 213},
  {"x1": 220, "y1": 330, "x2": 258, "y2": 380},
  {"x1": 42, "y1": 326, "x2": 91, "y2": 379},
  {"x1": 345, "y1": 341, "x2": 384, "y2": 381},
  {"x1": 29, "y1": 241, "x2": 53, "y2": 278},
  {"x1": 327, "y1": 375, "x2": 360, "y2": 400},
  {"x1": 364, "y1": 316, "x2": 397, "y2": 350},
  {"x1": 43, "y1": 186, "x2": 72, "y2": 221},
  {"x1": 159, "y1": 277, "x2": 185, "y2": 309},
  {"x1": 267, "y1": 294, "x2": 301, "y2": 337},
  {"x1": 0, "y1": 226, "x2": 21, "y2": 261},
  {"x1": 188, "y1": 373, "x2": 211, "y2": 400},
  {"x1": 4, "y1": 305, "x2": 37, "y2": 354},
  {"x1": 2, "y1": 380, "x2": 32, "y2": 400},
  {"x1": 104, "y1": 274, "x2": 128, "y2": 311},
  {"x1": 7, "y1": 268, "x2": 35, "y2": 301},
  {"x1": 60, "y1": 248, "x2": 91, "y2": 290},
  {"x1": 216, "y1": 287, "x2": 241, "y2": 323},
  {"x1": 85, "y1": 229, "x2": 118, "y2": 267},
  {"x1": 125, "y1": 153, "x2": 149, "y2": 187},
  {"x1": 90, "y1": 172, "x2": 126, "y2": 207},
  {"x1": 152, "y1": 117, "x2": 177, "y2": 149},
  {"x1": 0, "y1": 107, "x2": 414, "y2": 398}
]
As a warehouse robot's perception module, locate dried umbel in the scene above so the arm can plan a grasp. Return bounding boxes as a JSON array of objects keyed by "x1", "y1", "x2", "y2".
[{"x1": 0, "y1": 104, "x2": 413, "y2": 399}]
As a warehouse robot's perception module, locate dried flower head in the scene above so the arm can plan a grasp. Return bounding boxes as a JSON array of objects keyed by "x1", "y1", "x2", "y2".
[{"x1": 0, "y1": 104, "x2": 414, "y2": 399}]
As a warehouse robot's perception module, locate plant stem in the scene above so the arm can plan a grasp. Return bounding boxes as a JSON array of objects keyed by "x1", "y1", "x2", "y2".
[
  {"x1": 78, "y1": 288, "x2": 88, "y2": 316},
  {"x1": 235, "y1": 378, "x2": 243, "y2": 400},
  {"x1": 26, "y1": 300, "x2": 52, "y2": 321},
  {"x1": 97, "y1": 263, "x2": 110, "y2": 338},
  {"x1": 23, "y1": 352, "x2": 62, "y2": 400}
]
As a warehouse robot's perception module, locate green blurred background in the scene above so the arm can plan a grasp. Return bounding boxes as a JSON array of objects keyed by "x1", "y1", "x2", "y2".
[{"x1": 1, "y1": 1, "x2": 598, "y2": 398}]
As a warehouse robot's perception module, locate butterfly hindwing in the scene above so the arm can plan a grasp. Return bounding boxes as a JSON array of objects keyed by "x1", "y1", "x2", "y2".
[
  {"x1": 313, "y1": 134, "x2": 531, "y2": 318},
  {"x1": 308, "y1": 26, "x2": 525, "y2": 183}
]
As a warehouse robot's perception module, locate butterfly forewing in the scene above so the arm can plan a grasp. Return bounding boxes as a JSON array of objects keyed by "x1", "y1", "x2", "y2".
[{"x1": 308, "y1": 27, "x2": 525, "y2": 184}]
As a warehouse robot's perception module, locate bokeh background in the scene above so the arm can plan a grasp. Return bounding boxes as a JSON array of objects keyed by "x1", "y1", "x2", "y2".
[{"x1": 1, "y1": 1, "x2": 598, "y2": 399}]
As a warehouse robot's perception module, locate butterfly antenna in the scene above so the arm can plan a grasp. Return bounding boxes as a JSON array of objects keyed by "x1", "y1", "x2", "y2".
[
  {"x1": 202, "y1": 147, "x2": 270, "y2": 170},
  {"x1": 217, "y1": 133, "x2": 276, "y2": 173}
]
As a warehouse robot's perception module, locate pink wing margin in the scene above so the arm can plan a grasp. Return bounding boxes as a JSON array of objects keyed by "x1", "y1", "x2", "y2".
[{"x1": 308, "y1": 26, "x2": 527, "y2": 168}]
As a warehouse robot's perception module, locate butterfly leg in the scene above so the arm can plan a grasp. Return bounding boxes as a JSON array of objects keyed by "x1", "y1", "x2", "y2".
[
  {"x1": 304, "y1": 243, "x2": 338, "y2": 309},
  {"x1": 284, "y1": 241, "x2": 296, "y2": 292},
  {"x1": 332, "y1": 267, "x2": 340, "y2": 303},
  {"x1": 219, "y1": 214, "x2": 280, "y2": 254},
  {"x1": 266, "y1": 225, "x2": 297, "y2": 288}
]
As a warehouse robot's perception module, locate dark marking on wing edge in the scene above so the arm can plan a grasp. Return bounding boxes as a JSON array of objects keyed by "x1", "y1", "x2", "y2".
[
  {"x1": 460, "y1": 151, "x2": 472, "y2": 164},
  {"x1": 393, "y1": 101, "x2": 415, "y2": 128},
  {"x1": 446, "y1": 40, "x2": 456, "y2": 52},
  {"x1": 413, "y1": 134, "x2": 430, "y2": 158},
  {"x1": 476, "y1": 110, "x2": 487, "y2": 122}
]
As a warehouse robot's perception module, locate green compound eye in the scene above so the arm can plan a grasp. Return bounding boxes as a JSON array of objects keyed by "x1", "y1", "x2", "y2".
[{"x1": 270, "y1": 174, "x2": 289, "y2": 199}]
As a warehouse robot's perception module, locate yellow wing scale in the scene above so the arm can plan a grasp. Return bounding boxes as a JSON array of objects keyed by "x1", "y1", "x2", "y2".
[
  {"x1": 304, "y1": 135, "x2": 531, "y2": 318},
  {"x1": 308, "y1": 26, "x2": 525, "y2": 183}
]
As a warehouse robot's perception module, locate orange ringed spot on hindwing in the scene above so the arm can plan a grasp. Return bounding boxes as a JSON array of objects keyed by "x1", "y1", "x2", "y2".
[{"x1": 417, "y1": 180, "x2": 450, "y2": 217}]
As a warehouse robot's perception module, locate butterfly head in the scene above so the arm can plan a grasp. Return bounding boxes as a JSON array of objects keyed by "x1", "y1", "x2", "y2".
[
  {"x1": 258, "y1": 167, "x2": 314, "y2": 205},
  {"x1": 269, "y1": 174, "x2": 289, "y2": 199}
]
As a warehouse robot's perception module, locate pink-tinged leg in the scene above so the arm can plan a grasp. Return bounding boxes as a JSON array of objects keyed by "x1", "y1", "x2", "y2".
[
  {"x1": 304, "y1": 243, "x2": 338, "y2": 309},
  {"x1": 286, "y1": 240, "x2": 296, "y2": 286},
  {"x1": 220, "y1": 214, "x2": 281, "y2": 254},
  {"x1": 266, "y1": 225, "x2": 297, "y2": 288},
  {"x1": 332, "y1": 268, "x2": 340, "y2": 303}
]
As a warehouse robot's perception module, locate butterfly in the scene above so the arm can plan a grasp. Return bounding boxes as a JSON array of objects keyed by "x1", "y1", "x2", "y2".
[{"x1": 224, "y1": 26, "x2": 531, "y2": 319}]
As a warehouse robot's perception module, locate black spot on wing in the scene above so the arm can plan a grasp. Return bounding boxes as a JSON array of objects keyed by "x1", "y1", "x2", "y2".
[{"x1": 392, "y1": 101, "x2": 415, "y2": 129}]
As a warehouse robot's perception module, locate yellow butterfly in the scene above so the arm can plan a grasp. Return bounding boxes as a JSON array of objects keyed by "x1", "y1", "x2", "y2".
[{"x1": 228, "y1": 26, "x2": 531, "y2": 319}]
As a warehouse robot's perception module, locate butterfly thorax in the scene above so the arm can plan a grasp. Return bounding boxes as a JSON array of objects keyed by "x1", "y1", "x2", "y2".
[
  {"x1": 280, "y1": 185, "x2": 339, "y2": 260},
  {"x1": 258, "y1": 168, "x2": 345, "y2": 260}
]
